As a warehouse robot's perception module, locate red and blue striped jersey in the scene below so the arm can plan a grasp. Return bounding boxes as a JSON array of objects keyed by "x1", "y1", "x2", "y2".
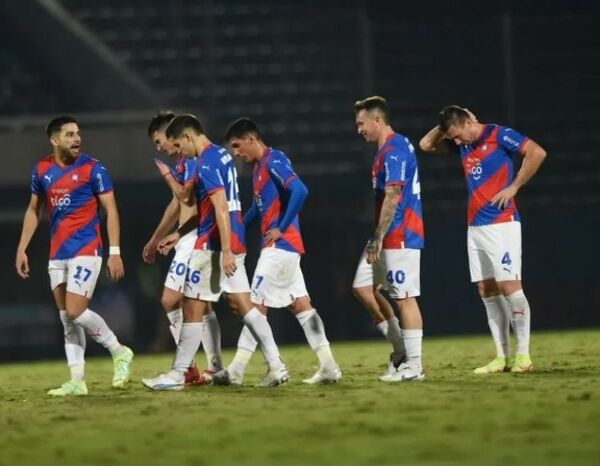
[
  {"x1": 193, "y1": 144, "x2": 246, "y2": 253},
  {"x1": 31, "y1": 153, "x2": 113, "y2": 260},
  {"x1": 459, "y1": 124, "x2": 529, "y2": 226},
  {"x1": 252, "y1": 148, "x2": 305, "y2": 254},
  {"x1": 172, "y1": 154, "x2": 196, "y2": 186},
  {"x1": 372, "y1": 133, "x2": 424, "y2": 249}
]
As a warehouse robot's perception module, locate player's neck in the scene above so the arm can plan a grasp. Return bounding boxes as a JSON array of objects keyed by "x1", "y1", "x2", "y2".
[
  {"x1": 54, "y1": 150, "x2": 76, "y2": 167},
  {"x1": 194, "y1": 134, "x2": 212, "y2": 155},
  {"x1": 377, "y1": 126, "x2": 395, "y2": 148},
  {"x1": 255, "y1": 142, "x2": 269, "y2": 162}
]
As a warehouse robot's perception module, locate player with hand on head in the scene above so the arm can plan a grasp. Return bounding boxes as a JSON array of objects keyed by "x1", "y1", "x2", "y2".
[
  {"x1": 142, "y1": 114, "x2": 288, "y2": 390},
  {"x1": 419, "y1": 105, "x2": 546, "y2": 373},
  {"x1": 143, "y1": 111, "x2": 222, "y2": 385},
  {"x1": 353, "y1": 96, "x2": 426, "y2": 382},
  {"x1": 210, "y1": 117, "x2": 341, "y2": 386},
  {"x1": 16, "y1": 116, "x2": 133, "y2": 396}
]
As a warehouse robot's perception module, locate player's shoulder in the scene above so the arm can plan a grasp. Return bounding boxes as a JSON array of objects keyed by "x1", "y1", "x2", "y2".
[
  {"x1": 267, "y1": 148, "x2": 291, "y2": 165},
  {"x1": 35, "y1": 154, "x2": 55, "y2": 171}
]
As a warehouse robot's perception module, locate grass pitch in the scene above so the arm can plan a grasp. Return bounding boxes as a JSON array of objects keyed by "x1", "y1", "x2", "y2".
[{"x1": 1, "y1": 330, "x2": 599, "y2": 466}]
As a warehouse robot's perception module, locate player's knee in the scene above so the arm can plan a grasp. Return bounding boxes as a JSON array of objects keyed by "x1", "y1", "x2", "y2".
[
  {"x1": 160, "y1": 293, "x2": 181, "y2": 312},
  {"x1": 352, "y1": 286, "x2": 373, "y2": 305},
  {"x1": 476, "y1": 280, "x2": 500, "y2": 298},
  {"x1": 289, "y1": 296, "x2": 312, "y2": 314}
]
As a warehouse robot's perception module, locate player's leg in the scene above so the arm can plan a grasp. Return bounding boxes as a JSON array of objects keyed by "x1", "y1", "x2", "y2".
[
  {"x1": 289, "y1": 296, "x2": 342, "y2": 384},
  {"x1": 469, "y1": 226, "x2": 511, "y2": 374},
  {"x1": 63, "y1": 257, "x2": 133, "y2": 388},
  {"x1": 222, "y1": 253, "x2": 288, "y2": 387},
  {"x1": 493, "y1": 221, "x2": 531, "y2": 372},
  {"x1": 352, "y1": 253, "x2": 405, "y2": 365},
  {"x1": 379, "y1": 249, "x2": 425, "y2": 382},
  {"x1": 47, "y1": 261, "x2": 88, "y2": 396}
]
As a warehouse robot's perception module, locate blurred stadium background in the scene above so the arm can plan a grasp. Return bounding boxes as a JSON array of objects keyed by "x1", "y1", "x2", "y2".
[{"x1": 1, "y1": 0, "x2": 598, "y2": 361}]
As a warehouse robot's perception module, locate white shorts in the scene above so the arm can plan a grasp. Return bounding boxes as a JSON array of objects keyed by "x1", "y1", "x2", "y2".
[
  {"x1": 48, "y1": 256, "x2": 103, "y2": 298},
  {"x1": 467, "y1": 221, "x2": 522, "y2": 283},
  {"x1": 251, "y1": 247, "x2": 309, "y2": 308},
  {"x1": 164, "y1": 230, "x2": 197, "y2": 292},
  {"x1": 352, "y1": 248, "x2": 421, "y2": 299},
  {"x1": 184, "y1": 250, "x2": 251, "y2": 302}
]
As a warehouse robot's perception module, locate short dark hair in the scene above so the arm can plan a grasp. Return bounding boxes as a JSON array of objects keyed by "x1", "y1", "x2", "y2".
[
  {"x1": 165, "y1": 114, "x2": 204, "y2": 139},
  {"x1": 224, "y1": 117, "x2": 263, "y2": 142},
  {"x1": 46, "y1": 116, "x2": 78, "y2": 138},
  {"x1": 354, "y1": 96, "x2": 390, "y2": 124},
  {"x1": 438, "y1": 105, "x2": 470, "y2": 132},
  {"x1": 147, "y1": 111, "x2": 176, "y2": 137}
]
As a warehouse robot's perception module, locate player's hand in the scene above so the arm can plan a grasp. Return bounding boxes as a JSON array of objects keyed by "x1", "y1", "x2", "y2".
[
  {"x1": 107, "y1": 255, "x2": 125, "y2": 282},
  {"x1": 142, "y1": 237, "x2": 159, "y2": 264},
  {"x1": 491, "y1": 185, "x2": 518, "y2": 209},
  {"x1": 222, "y1": 250, "x2": 237, "y2": 278},
  {"x1": 264, "y1": 228, "x2": 282, "y2": 246},
  {"x1": 365, "y1": 238, "x2": 382, "y2": 264},
  {"x1": 154, "y1": 158, "x2": 171, "y2": 178},
  {"x1": 158, "y1": 232, "x2": 180, "y2": 255},
  {"x1": 15, "y1": 249, "x2": 30, "y2": 279}
]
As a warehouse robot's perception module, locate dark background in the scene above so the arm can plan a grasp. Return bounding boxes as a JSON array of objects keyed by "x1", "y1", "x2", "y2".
[{"x1": 1, "y1": 0, "x2": 598, "y2": 361}]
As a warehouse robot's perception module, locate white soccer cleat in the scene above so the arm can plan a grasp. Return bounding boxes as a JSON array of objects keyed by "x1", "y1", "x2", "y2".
[
  {"x1": 256, "y1": 365, "x2": 290, "y2": 388},
  {"x1": 210, "y1": 368, "x2": 244, "y2": 387},
  {"x1": 302, "y1": 366, "x2": 342, "y2": 385},
  {"x1": 141, "y1": 372, "x2": 184, "y2": 391},
  {"x1": 379, "y1": 363, "x2": 425, "y2": 382}
]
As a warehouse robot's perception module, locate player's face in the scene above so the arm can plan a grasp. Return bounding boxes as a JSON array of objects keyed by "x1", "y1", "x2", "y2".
[
  {"x1": 355, "y1": 110, "x2": 379, "y2": 143},
  {"x1": 169, "y1": 132, "x2": 196, "y2": 157},
  {"x1": 445, "y1": 119, "x2": 477, "y2": 145},
  {"x1": 152, "y1": 130, "x2": 178, "y2": 157},
  {"x1": 229, "y1": 136, "x2": 259, "y2": 163},
  {"x1": 51, "y1": 123, "x2": 81, "y2": 159}
]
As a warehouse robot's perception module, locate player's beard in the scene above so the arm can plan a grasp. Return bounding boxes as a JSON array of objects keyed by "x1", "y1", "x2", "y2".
[{"x1": 58, "y1": 145, "x2": 79, "y2": 164}]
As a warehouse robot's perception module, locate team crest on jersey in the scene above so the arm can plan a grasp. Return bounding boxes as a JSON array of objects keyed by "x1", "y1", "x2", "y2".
[
  {"x1": 482, "y1": 144, "x2": 488, "y2": 151},
  {"x1": 72, "y1": 174, "x2": 79, "y2": 181}
]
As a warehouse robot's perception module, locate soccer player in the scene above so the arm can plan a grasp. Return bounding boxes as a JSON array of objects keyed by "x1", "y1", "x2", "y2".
[
  {"x1": 419, "y1": 106, "x2": 547, "y2": 373},
  {"x1": 142, "y1": 111, "x2": 222, "y2": 384},
  {"x1": 353, "y1": 96, "x2": 426, "y2": 382},
  {"x1": 211, "y1": 117, "x2": 342, "y2": 386},
  {"x1": 142, "y1": 114, "x2": 288, "y2": 389},
  {"x1": 15, "y1": 116, "x2": 133, "y2": 396}
]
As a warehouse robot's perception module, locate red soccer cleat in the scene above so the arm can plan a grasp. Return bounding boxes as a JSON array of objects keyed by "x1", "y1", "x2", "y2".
[{"x1": 184, "y1": 366, "x2": 215, "y2": 386}]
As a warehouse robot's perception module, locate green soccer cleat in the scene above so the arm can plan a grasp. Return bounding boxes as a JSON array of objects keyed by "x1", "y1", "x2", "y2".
[
  {"x1": 47, "y1": 380, "x2": 88, "y2": 396},
  {"x1": 510, "y1": 354, "x2": 533, "y2": 373},
  {"x1": 112, "y1": 346, "x2": 134, "y2": 388},
  {"x1": 474, "y1": 356, "x2": 510, "y2": 374}
]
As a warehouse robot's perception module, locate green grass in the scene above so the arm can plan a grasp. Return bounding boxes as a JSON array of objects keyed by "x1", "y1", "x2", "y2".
[{"x1": 1, "y1": 330, "x2": 600, "y2": 466}]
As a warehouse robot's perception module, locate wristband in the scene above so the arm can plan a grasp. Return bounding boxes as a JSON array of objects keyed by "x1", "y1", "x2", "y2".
[{"x1": 109, "y1": 246, "x2": 121, "y2": 256}]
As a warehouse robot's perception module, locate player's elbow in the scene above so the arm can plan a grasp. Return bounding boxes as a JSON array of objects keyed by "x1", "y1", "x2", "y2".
[{"x1": 419, "y1": 138, "x2": 432, "y2": 152}]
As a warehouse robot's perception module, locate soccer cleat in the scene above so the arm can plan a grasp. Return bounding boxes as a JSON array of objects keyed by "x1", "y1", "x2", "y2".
[
  {"x1": 510, "y1": 354, "x2": 533, "y2": 373},
  {"x1": 256, "y1": 365, "x2": 290, "y2": 388},
  {"x1": 474, "y1": 356, "x2": 510, "y2": 374},
  {"x1": 112, "y1": 346, "x2": 134, "y2": 388},
  {"x1": 141, "y1": 372, "x2": 184, "y2": 391},
  {"x1": 47, "y1": 380, "x2": 88, "y2": 396},
  {"x1": 379, "y1": 363, "x2": 425, "y2": 382},
  {"x1": 302, "y1": 366, "x2": 342, "y2": 385},
  {"x1": 210, "y1": 368, "x2": 244, "y2": 387},
  {"x1": 185, "y1": 367, "x2": 215, "y2": 386}
]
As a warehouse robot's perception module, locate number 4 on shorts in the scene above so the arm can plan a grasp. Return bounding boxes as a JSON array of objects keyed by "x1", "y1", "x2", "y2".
[{"x1": 501, "y1": 252, "x2": 512, "y2": 266}]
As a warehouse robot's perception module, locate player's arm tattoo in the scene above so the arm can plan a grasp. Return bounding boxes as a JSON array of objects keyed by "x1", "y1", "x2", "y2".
[{"x1": 367, "y1": 185, "x2": 401, "y2": 252}]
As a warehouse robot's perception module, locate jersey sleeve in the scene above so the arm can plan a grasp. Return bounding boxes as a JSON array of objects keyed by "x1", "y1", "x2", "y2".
[
  {"x1": 183, "y1": 157, "x2": 197, "y2": 185},
  {"x1": 267, "y1": 152, "x2": 298, "y2": 189},
  {"x1": 384, "y1": 150, "x2": 409, "y2": 187},
  {"x1": 497, "y1": 126, "x2": 530, "y2": 156},
  {"x1": 91, "y1": 162, "x2": 114, "y2": 194},
  {"x1": 200, "y1": 156, "x2": 225, "y2": 195},
  {"x1": 30, "y1": 165, "x2": 42, "y2": 195}
]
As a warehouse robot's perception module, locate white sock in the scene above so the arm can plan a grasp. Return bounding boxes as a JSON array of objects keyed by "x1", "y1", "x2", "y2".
[
  {"x1": 385, "y1": 316, "x2": 406, "y2": 358},
  {"x1": 166, "y1": 308, "x2": 183, "y2": 344},
  {"x1": 59, "y1": 310, "x2": 86, "y2": 382},
  {"x1": 402, "y1": 329, "x2": 423, "y2": 368},
  {"x1": 482, "y1": 295, "x2": 511, "y2": 358},
  {"x1": 505, "y1": 290, "x2": 531, "y2": 355},
  {"x1": 295, "y1": 309, "x2": 336, "y2": 371},
  {"x1": 242, "y1": 308, "x2": 283, "y2": 371},
  {"x1": 376, "y1": 320, "x2": 389, "y2": 338},
  {"x1": 228, "y1": 326, "x2": 257, "y2": 376},
  {"x1": 201, "y1": 311, "x2": 223, "y2": 371},
  {"x1": 74, "y1": 309, "x2": 123, "y2": 356},
  {"x1": 172, "y1": 322, "x2": 204, "y2": 374}
]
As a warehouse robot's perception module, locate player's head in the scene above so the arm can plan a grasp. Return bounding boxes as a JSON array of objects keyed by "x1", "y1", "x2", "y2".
[
  {"x1": 46, "y1": 116, "x2": 81, "y2": 159},
  {"x1": 147, "y1": 111, "x2": 177, "y2": 157},
  {"x1": 354, "y1": 96, "x2": 391, "y2": 143},
  {"x1": 165, "y1": 114, "x2": 205, "y2": 157},
  {"x1": 224, "y1": 118, "x2": 264, "y2": 163},
  {"x1": 438, "y1": 105, "x2": 479, "y2": 145}
]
